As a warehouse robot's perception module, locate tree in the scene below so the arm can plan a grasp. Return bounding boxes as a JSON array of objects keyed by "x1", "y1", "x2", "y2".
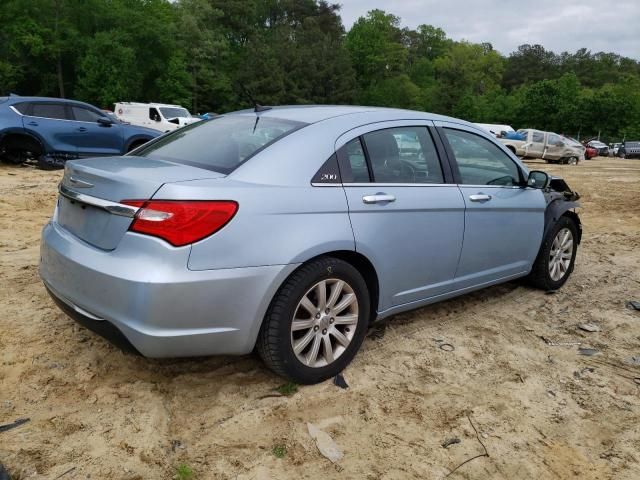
[{"x1": 345, "y1": 10, "x2": 407, "y2": 88}]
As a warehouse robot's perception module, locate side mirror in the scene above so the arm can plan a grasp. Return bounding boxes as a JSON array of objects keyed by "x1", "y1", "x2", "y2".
[
  {"x1": 97, "y1": 117, "x2": 112, "y2": 127},
  {"x1": 527, "y1": 170, "x2": 549, "y2": 189}
]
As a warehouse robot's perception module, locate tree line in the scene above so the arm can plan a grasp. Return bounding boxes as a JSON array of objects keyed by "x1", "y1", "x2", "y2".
[{"x1": 2, "y1": 0, "x2": 639, "y2": 141}]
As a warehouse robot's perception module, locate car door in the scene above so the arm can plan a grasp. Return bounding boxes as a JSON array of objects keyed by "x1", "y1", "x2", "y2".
[
  {"x1": 69, "y1": 105, "x2": 124, "y2": 156},
  {"x1": 22, "y1": 102, "x2": 77, "y2": 156},
  {"x1": 542, "y1": 133, "x2": 564, "y2": 161},
  {"x1": 525, "y1": 130, "x2": 545, "y2": 158},
  {"x1": 436, "y1": 123, "x2": 546, "y2": 289},
  {"x1": 338, "y1": 121, "x2": 465, "y2": 311}
]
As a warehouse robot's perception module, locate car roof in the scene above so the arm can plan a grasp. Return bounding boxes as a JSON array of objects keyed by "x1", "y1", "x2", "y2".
[
  {"x1": 229, "y1": 105, "x2": 470, "y2": 126},
  {"x1": 5, "y1": 95, "x2": 98, "y2": 109}
]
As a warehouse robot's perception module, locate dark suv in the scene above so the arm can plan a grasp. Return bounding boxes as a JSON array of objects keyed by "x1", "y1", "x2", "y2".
[{"x1": 0, "y1": 96, "x2": 160, "y2": 168}]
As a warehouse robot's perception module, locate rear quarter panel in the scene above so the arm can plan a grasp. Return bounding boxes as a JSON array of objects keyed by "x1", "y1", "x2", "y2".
[{"x1": 154, "y1": 179, "x2": 354, "y2": 271}]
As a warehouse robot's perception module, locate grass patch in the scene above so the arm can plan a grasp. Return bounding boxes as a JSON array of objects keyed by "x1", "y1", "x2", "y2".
[
  {"x1": 272, "y1": 444, "x2": 287, "y2": 458},
  {"x1": 276, "y1": 382, "x2": 298, "y2": 396},
  {"x1": 175, "y1": 464, "x2": 194, "y2": 480}
]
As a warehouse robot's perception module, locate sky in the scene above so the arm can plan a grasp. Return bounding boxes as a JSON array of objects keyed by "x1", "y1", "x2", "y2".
[{"x1": 338, "y1": 0, "x2": 640, "y2": 59}]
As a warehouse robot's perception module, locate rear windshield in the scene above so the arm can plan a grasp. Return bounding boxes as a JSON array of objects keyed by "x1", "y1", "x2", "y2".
[{"x1": 136, "y1": 115, "x2": 306, "y2": 173}]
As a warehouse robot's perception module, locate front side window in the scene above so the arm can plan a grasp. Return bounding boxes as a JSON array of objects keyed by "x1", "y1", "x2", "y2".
[
  {"x1": 31, "y1": 103, "x2": 68, "y2": 120},
  {"x1": 72, "y1": 106, "x2": 104, "y2": 122},
  {"x1": 548, "y1": 134, "x2": 562, "y2": 146},
  {"x1": 149, "y1": 108, "x2": 161, "y2": 121},
  {"x1": 444, "y1": 129, "x2": 522, "y2": 186},
  {"x1": 136, "y1": 115, "x2": 306, "y2": 173},
  {"x1": 362, "y1": 127, "x2": 443, "y2": 183}
]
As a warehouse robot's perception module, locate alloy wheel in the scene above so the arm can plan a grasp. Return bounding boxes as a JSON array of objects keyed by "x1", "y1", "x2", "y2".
[
  {"x1": 290, "y1": 278, "x2": 359, "y2": 368},
  {"x1": 549, "y1": 228, "x2": 574, "y2": 281}
]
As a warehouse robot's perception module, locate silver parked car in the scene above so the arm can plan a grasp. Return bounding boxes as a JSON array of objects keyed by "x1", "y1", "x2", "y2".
[{"x1": 40, "y1": 106, "x2": 582, "y2": 384}]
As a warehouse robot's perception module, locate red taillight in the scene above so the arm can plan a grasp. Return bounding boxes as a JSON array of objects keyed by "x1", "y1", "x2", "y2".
[{"x1": 121, "y1": 200, "x2": 238, "y2": 247}]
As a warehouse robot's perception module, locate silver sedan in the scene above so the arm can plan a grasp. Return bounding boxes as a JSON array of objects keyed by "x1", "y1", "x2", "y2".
[{"x1": 40, "y1": 106, "x2": 581, "y2": 384}]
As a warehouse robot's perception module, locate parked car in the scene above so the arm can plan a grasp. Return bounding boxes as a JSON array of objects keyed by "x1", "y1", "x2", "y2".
[
  {"x1": 618, "y1": 140, "x2": 640, "y2": 159},
  {"x1": 584, "y1": 145, "x2": 598, "y2": 159},
  {"x1": 0, "y1": 96, "x2": 160, "y2": 168},
  {"x1": 114, "y1": 102, "x2": 200, "y2": 132},
  {"x1": 40, "y1": 106, "x2": 582, "y2": 384},
  {"x1": 586, "y1": 140, "x2": 609, "y2": 157},
  {"x1": 500, "y1": 129, "x2": 585, "y2": 165}
]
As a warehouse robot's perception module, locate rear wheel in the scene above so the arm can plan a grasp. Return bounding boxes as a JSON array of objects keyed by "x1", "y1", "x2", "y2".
[
  {"x1": 257, "y1": 257, "x2": 370, "y2": 384},
  {"x1": 0, "y1": 135, "x2": 43, "y2": 165},
  {"x1": 528, "y1": 216, "x2": 578, "y2": 290}
]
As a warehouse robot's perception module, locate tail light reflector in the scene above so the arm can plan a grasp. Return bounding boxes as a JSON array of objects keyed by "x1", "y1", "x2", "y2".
[{"x1": 121, "y1": 200, "x2": 238, "y2": 247}]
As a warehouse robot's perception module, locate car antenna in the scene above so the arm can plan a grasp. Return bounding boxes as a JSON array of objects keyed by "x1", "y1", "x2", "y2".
[{"x1": 238, "y1": 82, "x2": 272, "y2": 113}]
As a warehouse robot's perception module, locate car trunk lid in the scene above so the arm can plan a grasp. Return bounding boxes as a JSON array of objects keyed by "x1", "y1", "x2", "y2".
[{"x1": 56, "y1": 156, "x2": 225, "y2": 250}]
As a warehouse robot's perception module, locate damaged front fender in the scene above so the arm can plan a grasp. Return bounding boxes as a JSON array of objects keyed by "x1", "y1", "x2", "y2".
[{"x1": 543, "y1": 176, "x2": 582, "y2": 243}]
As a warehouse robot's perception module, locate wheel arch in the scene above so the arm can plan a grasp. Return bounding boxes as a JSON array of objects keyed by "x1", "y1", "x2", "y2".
[
  {"x1": 0, "y1": 130, "x2": 46, "y2": 154},
  {"x1": 125, "y1": 135, "x2": 154, "y2": 153},
  {"x1": 267, "y1": 250, "x2": 381, "y2": 328},
  {"x1": 544, "y1": 200, "x2": 582, "y2": 245}
]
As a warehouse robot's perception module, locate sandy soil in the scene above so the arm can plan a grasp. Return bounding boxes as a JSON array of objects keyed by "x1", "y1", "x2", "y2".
[{"x1": 1, "y1": 157, "x2": 639, "y2": 480}]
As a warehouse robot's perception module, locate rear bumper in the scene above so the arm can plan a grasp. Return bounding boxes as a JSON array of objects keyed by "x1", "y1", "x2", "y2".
[{"x1": 39, "y1": 220, "x2": 298, "y2": 357}]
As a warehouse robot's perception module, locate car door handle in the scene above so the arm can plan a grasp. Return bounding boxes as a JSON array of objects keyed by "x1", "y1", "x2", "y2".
[
  {"x1": 362, "y1": 193, "x2": 396, "y2": 204},
  {"x1": 469, "y1": 194, "x2": 492, "y2": 202},
  {"x1": 76, "y1": 127, "x2": 88, "y2": 132},
  {"x1": 27, "y1": 121, "x2": 38, "y2": 126}
]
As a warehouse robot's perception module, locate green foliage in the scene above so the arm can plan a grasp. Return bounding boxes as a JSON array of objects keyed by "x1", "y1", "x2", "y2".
[
  {"x1": 1, "y1": 2, "x2": 639, "y2": 140},
  {"x1": 276, "y1": 382, "x2": 298, "y2": 396},
  {"x1": 272, "y1": 444, "x2": 287, "y2": 458},
  {"x1": 175, "y1": 463, "x2": 194, "y2": 480}
]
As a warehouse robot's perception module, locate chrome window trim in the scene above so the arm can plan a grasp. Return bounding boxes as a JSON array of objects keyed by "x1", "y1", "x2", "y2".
[
  {"x1": 341, "y1": 182, "x2": 452, "y2": 187},
  {"x1": 59, "y1": 183, "x2": 139, "y2": 218},
  {"x1": 9, "y1": 105, "x2": 23, "y2": 116},
  {"x1": 26, "y1": 114, "x2": 106, "y2": 124}
]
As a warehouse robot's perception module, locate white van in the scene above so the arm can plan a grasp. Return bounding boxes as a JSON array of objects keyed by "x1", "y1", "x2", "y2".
[{"x1": 113, "y1": 102, "x2": 200, "y2": 132}]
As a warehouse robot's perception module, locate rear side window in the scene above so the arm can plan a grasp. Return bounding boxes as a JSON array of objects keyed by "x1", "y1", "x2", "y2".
[
  {"x1": 137, "y1": 115, "x2": 306, "y2": 173},
  {"x1": 444, "y1": 129, "x2": 522, "y2": 186},
  {"x1": 12, "y1": 102, "x2": 30, "y2": 114},
  {"x1": 72, "y1": 106, "x2": 104, "y2": 122},
  {"x1": 343, "y1": 138, "x2": 370, "y2": 182},
  {"x1": 31, "y1": 103, "x2": 68, "y2": 120},
  {"x1": 362, "y1": 127, "x2": 443, "y2": 183}
]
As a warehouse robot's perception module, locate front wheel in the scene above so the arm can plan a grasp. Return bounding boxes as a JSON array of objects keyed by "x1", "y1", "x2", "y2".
[
  {"x1": 527, "y1": 216, "x2": 578, "y2": 290},
  {"x1": 257, "y1": 257, "x2": 370, "y2": 384},
  {"x1": 567, "y1": 156, "x2": 578, "y2": 165}
]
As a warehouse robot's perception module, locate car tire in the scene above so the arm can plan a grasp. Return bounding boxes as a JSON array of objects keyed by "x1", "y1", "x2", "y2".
[
  {"x1": 567, "y1": 156, "x2": 578, "y2": 165},
  {"x1": 527, "y1": 216, "x2": 578, "y2": 291},
  {"x1": 257, "y1": 256, "x2": 370, "y2": 384},
  {"x1": 1, "y1": 148, "x2": 27, "y2": 165}
]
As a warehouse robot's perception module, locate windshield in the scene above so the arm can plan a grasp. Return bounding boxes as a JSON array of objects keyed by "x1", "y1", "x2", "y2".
[
  {"x1": 136, "y1": 115, "x2": 306, "y2": 173},
  {"x1": 160, "y1": 107, "x2": 190, "y2": 119}
]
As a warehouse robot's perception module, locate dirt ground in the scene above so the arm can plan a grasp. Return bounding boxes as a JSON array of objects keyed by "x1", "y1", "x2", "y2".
[{"x1": 1, "y1": 157, "x2": 639, "y2": 480}]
